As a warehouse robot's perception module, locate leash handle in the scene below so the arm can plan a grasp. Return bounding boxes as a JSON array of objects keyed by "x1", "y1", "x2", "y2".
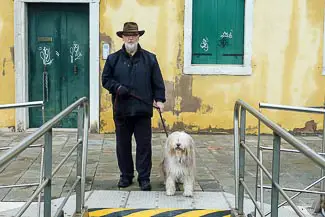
[{"x1": 157, "y1": 108, "x2": 168, "y2": 138}]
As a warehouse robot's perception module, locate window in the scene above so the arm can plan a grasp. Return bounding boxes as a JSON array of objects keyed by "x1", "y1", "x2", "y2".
[{"x1": 184, "y1": 0, "x2": 254, "y2": 75}]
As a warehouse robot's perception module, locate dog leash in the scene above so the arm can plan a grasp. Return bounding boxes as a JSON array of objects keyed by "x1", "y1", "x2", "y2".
[
  {"x1": 129, "y1": 93, "x2": 169, "y2": 138},
  {"x1": 114, "y1": 90, "x2": 169, "y2": 138}
]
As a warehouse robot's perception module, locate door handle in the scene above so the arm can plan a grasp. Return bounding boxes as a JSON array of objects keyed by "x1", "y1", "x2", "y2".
[{"x1": 73, "y1": 64, "x2": 78, "y2": 75}]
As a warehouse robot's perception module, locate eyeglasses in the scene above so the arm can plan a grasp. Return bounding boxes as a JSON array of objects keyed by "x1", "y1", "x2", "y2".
[{"x1": 122, "y1": 33, "x2": 139, "y2": 37}]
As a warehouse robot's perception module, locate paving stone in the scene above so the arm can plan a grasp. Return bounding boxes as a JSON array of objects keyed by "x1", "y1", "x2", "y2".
[
  {"x1": 0, "y1": 176, "x2": 21, "y2": 186},
  {"x1": 88, "y1": 139, "x2": 103, "y2": 145},
  {"x1": 198, "y1": 180, "x2": 223, "y2": 192},
  {"x1": 53, "y1": 165, "x2": 74, "y2": 178},
  {"x1": 4, "y1": 186, "x2": 37, "y2": 202},
  {"x1": 16, "y1": 176, "x2": 40, "y2": 185},
  {"x1": 0, "y1": 188, "x2": 11, "y2": 201}
]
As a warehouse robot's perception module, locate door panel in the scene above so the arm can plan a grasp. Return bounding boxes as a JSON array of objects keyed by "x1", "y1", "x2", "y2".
[{"x1": 28, "y1": 3, "x2": 89, "y2": 128}]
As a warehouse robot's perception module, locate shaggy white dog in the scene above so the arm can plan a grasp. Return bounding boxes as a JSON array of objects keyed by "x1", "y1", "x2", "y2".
[{"x1": 161, "y1": 131, "x2": 196, "y2": 197}]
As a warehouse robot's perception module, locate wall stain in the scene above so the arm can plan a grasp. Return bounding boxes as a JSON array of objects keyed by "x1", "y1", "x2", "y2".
[
  {"x1": 281, "y1": 1, "x2": 299, "y2": 105},
  {"x1": 176, "y1": 42, "x2": 183, "y2": 70},
  {"x1": 100, "y1": 92, "x2": 112, "y2": 113},
  {"x1": 99, "y1": 32, "x2": 114, "y2": 72},
  {"x1": 105, "y1": 0, "x2": 122, "y2": 10},
  {"x1": 164, "y1": 80, "x2": 175, "y2": 112},
  {"x1": 10, "y1": 47, "x2": 14, "y2": 63},
  {"x1": 176, "y1": 0, "x2": 184, "y2": 72},
  {"x1": 156, "y1": 1, "x2": 168, "y2": 77},
  {"x1": 176, "y1": 75, "x2": 201, "y2": 112},
  {"x1": 306, "y1": 0, "x2": 324, "y2": 26},
  {"x1": 153, "y1": 121, "x2": 233, "y2": 135},
  {"x1": 100, "y1": 32, "x2": 113, "y2": 46},
  {"x1": 176, "y1": 0, "x2": 185, "y2": 24},
  {"x1": 292, "y1": 120, "x2": 317, "y2": 134},
  {"x1": 305, "y1": 19, "x2": 325, "y2": 106},
  {"x1": 136, "y1": 0, "x2": 163, "y2": 6},
  {"x1": 99, "y1": 119, "x2": 107, "y2": 133},
  {"x1": 200, "y1": 104, "x2": 213, "y2": 114},
  {"x1": 2, "y1": 58, "x2": 6, "y2": 76}
]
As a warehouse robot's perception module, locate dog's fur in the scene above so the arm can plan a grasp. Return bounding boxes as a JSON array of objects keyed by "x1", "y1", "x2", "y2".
[{"x1": 161, "y1": 131, "x2": 196, "y2": 197}]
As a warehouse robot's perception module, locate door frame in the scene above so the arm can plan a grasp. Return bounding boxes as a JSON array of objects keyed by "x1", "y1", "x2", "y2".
[{"x1": 14, "y1": 0, "x2": 100, "y2": 132}]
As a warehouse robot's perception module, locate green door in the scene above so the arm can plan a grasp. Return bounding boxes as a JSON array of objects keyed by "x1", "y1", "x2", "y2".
[{"x1": 28, "y1": 3, "x2": 89, "y2": 128}]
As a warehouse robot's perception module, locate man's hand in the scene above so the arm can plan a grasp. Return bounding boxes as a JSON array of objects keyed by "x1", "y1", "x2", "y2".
[
  {"x1": 154, "y1": 101, "x2": 164, "y2": 112},
  {"x1": 117, "y1": 85, "x2": 129, "y2": 97}
]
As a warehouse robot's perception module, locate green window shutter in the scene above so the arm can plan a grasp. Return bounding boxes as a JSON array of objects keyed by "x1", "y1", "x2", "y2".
[{"x1": 191, "y1": 0, "x2": 245, "y2": 65}]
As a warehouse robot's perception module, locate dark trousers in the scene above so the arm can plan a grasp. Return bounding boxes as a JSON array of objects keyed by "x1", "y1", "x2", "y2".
[{"x1": 114, "y1": 116, "x2": 152, "y2": 182}]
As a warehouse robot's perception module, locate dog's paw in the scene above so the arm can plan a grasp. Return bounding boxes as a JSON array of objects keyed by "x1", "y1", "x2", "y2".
[
  {"x1": 166, "y1": 188, "x2": 176, "y2": 196},
  {"x1": 183, "y1": 190, "x2": 193, "y2": 197}
]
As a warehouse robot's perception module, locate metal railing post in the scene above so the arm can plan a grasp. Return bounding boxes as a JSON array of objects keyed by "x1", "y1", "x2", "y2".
[
  {"x1": 44, "y1": 129, "x2": 52, "y2": 217},
  {"x1": 254, "y1": 107, "x2": 263, "y2": 217},
  {"x1": 81, "y1": 102, "x2": 89, "y2": 210},
  {"x1": 238, "y1": 107, "x2": 246, "y2": 215},
  {"x1": 271, "y1": 132, "x2": 281, "y2": 217},
  {"x1": 76, "y1": 105, "x2": 84, "y2": 214},
  {"x1": 259, "y1": 148, "x2": 264, "y2": 214},
  {"x1": 321, "y1": 100, "x2": 325, "y2": 206},
  {"x1": 234, "y1": 103, "x2": 240, "y2": 209}
]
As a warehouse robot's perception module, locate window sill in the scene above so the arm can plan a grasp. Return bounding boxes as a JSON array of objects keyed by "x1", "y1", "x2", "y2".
[{"x1": 183, "y1": 64, "x2": 252, "y2": 75}]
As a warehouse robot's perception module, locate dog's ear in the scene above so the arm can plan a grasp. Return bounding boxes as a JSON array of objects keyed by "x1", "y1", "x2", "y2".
[{"x1": 186, "y1": 135, "x2": 195, "y2": 159}]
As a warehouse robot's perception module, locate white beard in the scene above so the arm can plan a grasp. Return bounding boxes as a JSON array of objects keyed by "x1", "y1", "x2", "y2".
[
  {"x1": 125, "y1": 42, "x2": 138, "y2": 54},
  {"x1": 160, "y1": 131, "x2": 196, "y2": 197}
]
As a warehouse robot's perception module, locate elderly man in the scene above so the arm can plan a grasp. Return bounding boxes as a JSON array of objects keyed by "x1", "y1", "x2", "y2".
[{"x1": 101, "y1": 22, "x2": 166, "y2": 191}]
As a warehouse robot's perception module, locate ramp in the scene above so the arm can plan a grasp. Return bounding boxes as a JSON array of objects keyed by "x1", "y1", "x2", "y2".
[
  {"x1": 88, "y1": 208, "x2": 231, "y2": 217},
  {"x1": 0, "y1": 190, "x2": 313, "y2": 217}
]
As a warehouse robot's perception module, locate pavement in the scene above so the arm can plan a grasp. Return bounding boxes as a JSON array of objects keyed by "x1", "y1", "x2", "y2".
[{"x1": 0, "y1": 130, "x2": 324, "y2": 215}]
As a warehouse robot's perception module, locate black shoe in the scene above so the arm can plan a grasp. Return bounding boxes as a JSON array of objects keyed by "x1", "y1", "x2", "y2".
[
  {"x1": 139, "y1": 180, "x2": 151, "y2": 191},
  {"x1": 118, "y1": 178, "x2": 133, "y2": 188}
]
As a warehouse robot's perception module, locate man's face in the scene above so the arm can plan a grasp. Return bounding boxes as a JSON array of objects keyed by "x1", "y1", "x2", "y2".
[
  {"x1": 122, "y1": 33, "x2": 139, "y2": 53},
  {"x1": 122, "y1": 33, "x2": 139, "y2": 44}
]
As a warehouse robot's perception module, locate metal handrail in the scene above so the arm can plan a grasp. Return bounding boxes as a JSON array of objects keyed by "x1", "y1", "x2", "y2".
[
  {"x1": 259, "y1": 102, "x2": 325, "y2": 114},
  {"x1": 0, "y1": 97, "x2": 89, "y2": 217},
  {"x1": 257, "y1": 102, "x2": 325, "y2": 216},
  {"x1": 234, "y1": 99, "x2": 325, "y2": 217},
  {"x1": 0, "y1": 100, "x2": 45, "y2": 217},
  {"x1": 0, "y1": 101, "x2": 43, "y2": 110}
]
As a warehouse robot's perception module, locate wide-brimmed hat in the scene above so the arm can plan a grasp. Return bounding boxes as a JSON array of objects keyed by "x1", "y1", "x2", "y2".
[{"x1": 116, "y1": 22, "x2": 145, "y2": 38}]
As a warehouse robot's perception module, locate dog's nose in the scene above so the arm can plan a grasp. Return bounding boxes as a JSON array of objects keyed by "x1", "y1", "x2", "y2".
[{"x1": 176, "y1": 143, "x2": 181, "y2": 147}]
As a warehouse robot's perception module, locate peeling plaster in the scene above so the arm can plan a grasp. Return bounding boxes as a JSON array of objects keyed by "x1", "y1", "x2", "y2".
[
  {"x1": 176, "y1": 42, "x2": 183, "y2": 70},
  {"x1": 106, "y1": 0, "x2": 122, "y2": 9},
  {"x1": 293, "y1": 120, "x2": 317, "y2": 134},
  {"x1": 164, "y1": 80, "x2": 175, "y2": 112},
  {"x1": 0, "y1": 18, "x2": 2, "y2": 35},
  {"x1": 153, "y1": 121, "x2": 233, "y2": 135},
  {"x1": 2, "y1": 58, "x2": 6, "y2": 76},
  {"x1": 99, "y1": 32, "x2": 114, "y2": 73},
  {"x1": 10, "y1": 47, "x2": 14, "y2": 63},
  {"x1": 177, "y1": 75, "x2": 201, "y2": 113}
]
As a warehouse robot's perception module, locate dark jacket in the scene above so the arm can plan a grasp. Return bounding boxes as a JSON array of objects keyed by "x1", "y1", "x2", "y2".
[{"x1": 102, "y1": 44, "x2": 166, "y2": 117}]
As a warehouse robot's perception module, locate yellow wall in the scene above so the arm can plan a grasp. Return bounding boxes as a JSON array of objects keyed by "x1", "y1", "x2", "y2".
[
  {"x1": 0, "y1": 1, "x2": 15, "y2": 129},
  {"x1": 99, "y1": 0, "x2": 325, "y2": 134},
  {"x1": 0, "y1": 0, "x2": 324, "y2": 134}
]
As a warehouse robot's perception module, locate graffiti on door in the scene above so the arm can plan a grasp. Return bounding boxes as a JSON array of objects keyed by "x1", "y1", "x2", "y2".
[
  {"x1": 69, "y1": 41, "x2": 82, "y2": 63},
  {"x1": 39, "y1": 47, "x2": 54, "y2": 66}
]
